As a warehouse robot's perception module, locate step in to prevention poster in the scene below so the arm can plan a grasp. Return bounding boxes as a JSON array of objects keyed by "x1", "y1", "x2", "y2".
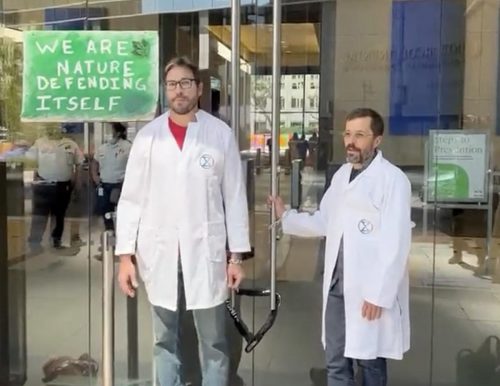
[{"x1": 427, "y1": 130, "x2": 489, "y2": 203}]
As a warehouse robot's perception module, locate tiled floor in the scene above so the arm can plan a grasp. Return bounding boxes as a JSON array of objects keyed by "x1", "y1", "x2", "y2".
[{"x1": 7, "y1": 167, "x2": 500, "y2": 386}]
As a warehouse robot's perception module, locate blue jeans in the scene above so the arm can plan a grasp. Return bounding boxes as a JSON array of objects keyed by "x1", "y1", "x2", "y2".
[
  {"x1": 152, "y1": 269, "x2": 229, "y2": 386},
  {"x1": 325, "y1": 281, "x2": 387, "y2": 386}
]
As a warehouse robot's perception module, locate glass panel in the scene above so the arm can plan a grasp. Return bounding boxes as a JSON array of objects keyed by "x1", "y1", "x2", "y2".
[
  {"x1": 1, "y1": 6, "x2": 94, "y2": 386},
  {"x1": 306, "y1": 0, "x2": 441, "y2": 384},
  {"x1": 1, "y1": 2, "x2": 158, "y2": 386},
  {"x1": 157, "y1": 5, "x2": 259, "y2": 386},
  {"x1": 257, "y1": 0, "x2": 435, "y2": 385},
  {"x1": 8, "y1": 1, "x2": 500, "y2": 386},
  {"x1": 430, "y1": 0, "x2": 500, "y2": 385},
  {"x1": 248, "y1": 2, "x2": 326, "y2": 386},
  {"x1": 82, "y1": 7, "x2": 159, "y2": 386}
]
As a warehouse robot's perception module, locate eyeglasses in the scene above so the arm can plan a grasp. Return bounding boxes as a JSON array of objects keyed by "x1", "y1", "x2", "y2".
[
  {"x1": 341, "y1": 131, "x2": 373, "y2": 141},
  {"x1": 165, "y1": 78, "x2": 196, "y2": 90}
]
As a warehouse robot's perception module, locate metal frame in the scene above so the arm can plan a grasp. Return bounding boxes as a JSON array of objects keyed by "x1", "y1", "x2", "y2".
[
  {"x1": 102, "y1": 230, "x2": 114, "y2": 386},
  {"x1": 0, "y1": 163, "x2": 9, "y2": 386},
  {"x1": 291, "y1": 159, "x2": 302, "y2": 209},
  {"x1": 224, "y1": 0, "x2": 282, "y2": 351},
  {"x1": 231, "y1": 0, "x2": 240, "y2": 143},
  {"x1": 270, "y1": 0, "x2": 281, "y2": 311},
  {"x1": 230, "y1": 0, "x2": 241, "y2": 310}
]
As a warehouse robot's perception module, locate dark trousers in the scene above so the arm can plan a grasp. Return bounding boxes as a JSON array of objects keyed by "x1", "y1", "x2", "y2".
[
  {"x1": 29, "y1": 181, "x2": 72, "y2": 246},
  {"x1": 96, "y1": 182, "x2": 122, "y2": 231},
  {"x1": 325, "y1": 282, "x2": 387, "y2": 386}
]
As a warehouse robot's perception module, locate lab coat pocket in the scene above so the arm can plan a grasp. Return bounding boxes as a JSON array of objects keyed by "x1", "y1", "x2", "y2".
[
  {"x1": 206, "y1": 221, "x2": 227, "y2": 263},
  {"x1": 206, "y1": 176, "x2": 224, "y2": 223},
  {"x1": 136, "y1": 226, "x2": 160, "y2": 281},
  {"x1": 355, "y1": 213, "x2": 380, "y2": 269}
]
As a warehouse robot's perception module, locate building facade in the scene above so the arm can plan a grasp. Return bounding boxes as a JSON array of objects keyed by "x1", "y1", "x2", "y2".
[{"x1": 1, "y1": 1, "x2": 500, "y2": 385}]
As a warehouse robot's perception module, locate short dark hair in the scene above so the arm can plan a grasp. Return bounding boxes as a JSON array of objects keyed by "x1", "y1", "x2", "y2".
[
  {"x1": 112, "y1": 122, "x2": 127, "y2": 140},
  {"x1": 345, "y1": 108, "x2": 384, "y2": 137},
  {"x1": 164, "y1": 56, "x2": 201, "y2": 84}
]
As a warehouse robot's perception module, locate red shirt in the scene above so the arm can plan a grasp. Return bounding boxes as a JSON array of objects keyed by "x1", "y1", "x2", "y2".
[{"x1": 168, "y1": 117, "x2": 187, "y2": 150}]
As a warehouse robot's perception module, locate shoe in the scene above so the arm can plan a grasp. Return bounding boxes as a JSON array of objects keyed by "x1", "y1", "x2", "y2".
[
  {"x1": 93, "y1": 253, "x2": 120, "y2": 263},
  {"x1": 51, "y1": 241, "x2": 79, "y2": 256},
  {"x1": 29, "y1": 244, "x2": 44, "y2": 257},
  {"x1": 70, "y1": 236, "x2": 87, "y2": 248},
  {"x1": 475, "y1": 263, "x2": 488, "y2": 276},
  {"x1": 448, "y1": 256, "x2": 463, "y2": 264},
  {"x1": 309, "y1": 367, "x2": 327, "y2": 386},
  {"x1": 230, "y1": 375, "x2": 245, "y2": 386}
]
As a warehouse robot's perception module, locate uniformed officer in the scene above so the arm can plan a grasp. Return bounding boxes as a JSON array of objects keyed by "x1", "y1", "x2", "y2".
[
  {"x1": 26, "y1": 127, "x2": 84, "y2": 254},
  {"x1": 91, "y1": 122, "x2": 131, "y2": 231}
]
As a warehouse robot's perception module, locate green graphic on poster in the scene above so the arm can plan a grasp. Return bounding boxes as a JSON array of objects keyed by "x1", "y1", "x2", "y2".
[
  {"x1": 427, "y1": 131, "x2": 489, "y2": 202},
  {"x1": 21, "y1": 30, "x2": 159, "y2": 122}
]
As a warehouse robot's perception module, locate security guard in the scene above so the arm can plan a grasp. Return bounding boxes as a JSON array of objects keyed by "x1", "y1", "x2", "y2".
[
  {"x1": 26, "y1": 127, "x2": 84, "y2": 254},
  {"x1": 91, "y1": 122, "x2": 131, "y2": 231}
]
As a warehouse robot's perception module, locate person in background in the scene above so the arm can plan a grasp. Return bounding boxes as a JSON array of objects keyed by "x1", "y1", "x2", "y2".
[
  {"x1": 297, "y1": 133, "x2": 309, "y2": 164},
  {"x1": 26, "y1": 126, "x2": 84, "y2": 255},
  {"x1": 91, "y1": 122, "x2": 131, "y2": 231}
]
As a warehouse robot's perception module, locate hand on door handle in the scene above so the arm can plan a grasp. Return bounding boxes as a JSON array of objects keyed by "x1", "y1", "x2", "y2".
[{"x1": 267, "y1": 195, "x2": 286, "y2": 219}]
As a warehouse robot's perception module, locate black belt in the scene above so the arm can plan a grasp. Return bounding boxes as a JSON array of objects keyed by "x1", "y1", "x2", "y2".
[{"x1": 33, "y1": 180, "x2": 70, "y2": 185}]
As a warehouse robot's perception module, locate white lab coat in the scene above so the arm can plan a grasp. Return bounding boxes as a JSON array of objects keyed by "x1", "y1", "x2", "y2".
[
  {"x1": 115, "y1": 110, "x2": 251, "y2": 311},
  {"x1": 282, "y1": 152, "x2": 411, "y2": 360}
]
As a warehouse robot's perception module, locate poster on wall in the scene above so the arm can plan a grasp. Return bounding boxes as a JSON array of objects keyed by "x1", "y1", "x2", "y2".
[
  {"x1": 389, "y1": 0, "x2": 465, "y2": 135},
  {"x1": 21, "y1": 30, "x2": 159, "y2": 122},
  {"x1": 427, "y1": 130, "x2": 489, "y2": 203}
]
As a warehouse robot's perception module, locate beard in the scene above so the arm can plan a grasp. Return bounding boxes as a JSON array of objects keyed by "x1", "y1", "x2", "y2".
[
  {"x1": 169, "y1": 95, "x2": 198, "y2": 115},
  {"x1": 345, "y1": 144, "x2": 374, "y2": 165}
]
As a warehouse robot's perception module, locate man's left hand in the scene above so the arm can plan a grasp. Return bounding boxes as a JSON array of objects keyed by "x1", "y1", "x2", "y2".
[
  {"x1": 227, "y1": 262, "x2": 245, "y2": 290},
  {"x1": 362, "y1": 301, "x2": 382, "y2": 321}
]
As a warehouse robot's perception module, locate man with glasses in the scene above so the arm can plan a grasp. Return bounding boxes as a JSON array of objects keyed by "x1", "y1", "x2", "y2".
[
  {"x1": 269, "y1": 108, "x2": 412, "y2": 386},
  {"x1": 115, "y1": 56, "x2": 250, "y2": 386}
]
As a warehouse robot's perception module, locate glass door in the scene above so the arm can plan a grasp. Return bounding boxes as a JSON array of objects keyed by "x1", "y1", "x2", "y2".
[{"x1": 1, "y1": 4, "x2": 94, "y2": 385}]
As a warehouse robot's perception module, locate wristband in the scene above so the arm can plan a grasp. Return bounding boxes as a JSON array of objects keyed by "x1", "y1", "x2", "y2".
[{"x1": 228, "y1": 257, "x2": 243, "y2": 265}]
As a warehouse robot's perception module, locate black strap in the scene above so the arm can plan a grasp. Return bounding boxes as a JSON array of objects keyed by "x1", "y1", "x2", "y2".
[{"x1": 225, "y1": 288, "x2": 281, "y2": 353}]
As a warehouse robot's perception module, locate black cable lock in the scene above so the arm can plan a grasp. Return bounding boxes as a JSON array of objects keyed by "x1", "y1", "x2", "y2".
[{"x1": 225, "y1": 288, "x2": 281, "y2": 353}]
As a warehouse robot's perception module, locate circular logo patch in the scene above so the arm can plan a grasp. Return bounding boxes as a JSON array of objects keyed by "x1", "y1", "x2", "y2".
[
  {"x1": 358, "y1": 219, "x2": 374, "y2": 234},
  {"x1": 199, "y1": 154, "x2": 215, "y2": 169}
]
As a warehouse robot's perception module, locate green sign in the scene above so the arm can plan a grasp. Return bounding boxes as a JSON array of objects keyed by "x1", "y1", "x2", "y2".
[
  {"x1": 21, "y1": 31, "x2": 159, "y2": 122},
  {"x1": 427, "y1": 130, "x2": 489, "y2": 203}
]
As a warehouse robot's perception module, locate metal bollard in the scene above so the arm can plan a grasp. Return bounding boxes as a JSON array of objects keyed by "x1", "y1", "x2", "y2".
[
  {"x1": 102, "y1": 230, "x2": 115, "y2": 386},
  {"x1": 291, "y1": 159, "x2": 302, "y2": 209},
  {"x1": 245, "y1": 158, "x2": 256, "y2": 259},
  {"x1": 127, "y1": 295, "x2": 139, "y2": 380},
  {"x1": 255, "y1": 148, "x2": 262, "y2": 175}
]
